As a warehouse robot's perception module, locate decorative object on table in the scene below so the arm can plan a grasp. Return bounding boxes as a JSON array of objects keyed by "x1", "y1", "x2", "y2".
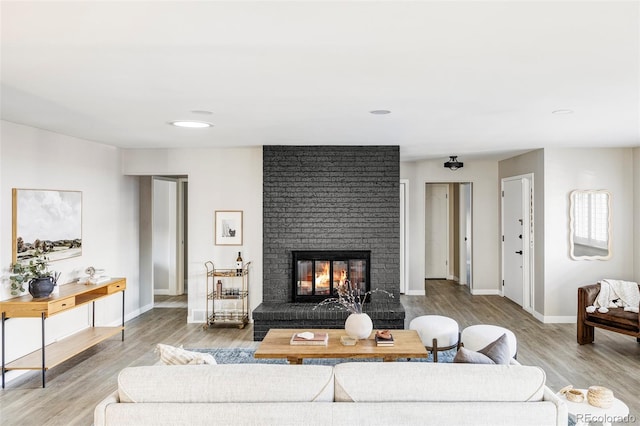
[
  {"x1": 375, "y1": 330, "x2": 394, "y2": 346},
  {"x1": 79, "y1": 266, "x2": 109, "y2": 284},
  {"x1": 340, "y1": 335, "x2": 357, "y2": 346},
  {"x1": 289, "y1": 331, "x2": 329, "y2": 346},
  {"x1": 12, "y1": 188, "x2": 82, "y2": 263},
  {"x1": 314, "y1": 278, "x2": 393, "y2": 340},
  {"x1": 587, "y1": 385, "x2": 614, "y2": 408},
  {"x1": 8, "y1": 249, "x2": 59, "y2": 298},
  {"x1": 559, "y1": 385, "x2": 585, "y2": 403},
  {"x1": 214, "y1": 210, "x2": 243, "y2": 245}
]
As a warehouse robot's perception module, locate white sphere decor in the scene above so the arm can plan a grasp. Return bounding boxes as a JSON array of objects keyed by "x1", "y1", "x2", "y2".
[{"x1": 344, "y1": 313, "x2": 373, "y2": 339}]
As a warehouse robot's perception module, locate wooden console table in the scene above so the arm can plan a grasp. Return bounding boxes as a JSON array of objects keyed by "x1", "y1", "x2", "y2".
[{"x1": 0, "y1": 277, "x2": 126, "y2": 388}]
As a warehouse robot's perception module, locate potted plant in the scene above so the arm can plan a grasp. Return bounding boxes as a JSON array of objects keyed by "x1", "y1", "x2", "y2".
[
  {"x1": 314, "y1": 280, "x2": 394, "y2": 339},
  {"x1": 9, "y1": 250, "x2": 59, "y2": 298}
]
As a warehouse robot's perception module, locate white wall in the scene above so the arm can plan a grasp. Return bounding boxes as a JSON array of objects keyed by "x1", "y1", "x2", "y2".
[
  {"x1": 0, "y1": 120, "x2": 139, "y2": 383},
  {"x1": 400, "y1": 159, "x2": 500, "y2": 295},
  {"x1": 122, "y1": 147, "x2": 263, "y2": 323},
  {"x1": 543, "y1": 148, "x2": 634, "y2": 320}
]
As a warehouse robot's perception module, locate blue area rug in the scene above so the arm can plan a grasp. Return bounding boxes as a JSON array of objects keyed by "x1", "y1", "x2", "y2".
[{"x1": 193, "y1": 348, "x2": 456, "y2": 365}]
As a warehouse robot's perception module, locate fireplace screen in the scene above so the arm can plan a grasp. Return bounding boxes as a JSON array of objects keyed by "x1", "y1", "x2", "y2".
[{"x1": 292, "y1": 251, "x2": 370, "y2": 303}]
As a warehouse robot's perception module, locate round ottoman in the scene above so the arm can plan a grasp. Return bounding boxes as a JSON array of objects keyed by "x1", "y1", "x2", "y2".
[
  {"x1": 460, "y1": 325, "x2": 517, "y2": 358},
  {"x1": 409, "y1": 315, "x2": 459, "y2": 362}
]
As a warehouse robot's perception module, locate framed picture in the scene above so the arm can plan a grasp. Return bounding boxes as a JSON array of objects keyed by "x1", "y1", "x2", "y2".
[
  {"x1": 12, "y1": 188, "x2": 83, "y2": 263},
  {"x1": 215, "y1": 210, "x2": 243, "y2": 245}
]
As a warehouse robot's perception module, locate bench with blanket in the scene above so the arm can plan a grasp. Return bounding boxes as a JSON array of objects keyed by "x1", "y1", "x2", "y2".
[{"x1": 577, "y1": 280, "x2": 640, "y2": 344}]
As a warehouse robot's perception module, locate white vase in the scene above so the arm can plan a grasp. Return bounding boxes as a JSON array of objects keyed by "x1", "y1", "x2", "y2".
[{"x1": 344, "y1": 313, "x2": 373, "y2": 339}]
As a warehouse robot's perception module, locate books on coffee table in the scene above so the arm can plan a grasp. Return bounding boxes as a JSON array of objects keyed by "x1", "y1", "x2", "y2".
[
  {"x1": 375, "y1": 333, "x2": 394, "y2": 346},
  {"x1": 290, "y1": 331, "x2": 329, "y2": 346}
]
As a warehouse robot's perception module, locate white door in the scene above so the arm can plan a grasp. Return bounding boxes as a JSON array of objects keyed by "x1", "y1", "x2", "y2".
[
  {"x1": 425, "y1": 183, "x2": 449, "y2": 279},
  {"x1": 502, "y1": 179, "x2": 524, "y2": 306},
  {"x1": 153, "y1": 178, "x2": 178, "y2": 296}
]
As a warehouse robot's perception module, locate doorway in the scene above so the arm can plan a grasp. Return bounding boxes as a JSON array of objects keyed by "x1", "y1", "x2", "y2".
[
  {"x1": 151, "y1": 176, "x2": 188, "y2": 309},
  {"x1": 501, "y1": 174, "x2": 533, "y2": 312},
  {"x1": 425, "y1": 182, "x2": 473, "y2": 289}
]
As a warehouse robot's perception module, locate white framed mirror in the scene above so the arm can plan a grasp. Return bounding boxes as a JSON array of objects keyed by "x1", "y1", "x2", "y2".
[{"x1": 569, "y1": 190, "x2": 611, "y2": 260}]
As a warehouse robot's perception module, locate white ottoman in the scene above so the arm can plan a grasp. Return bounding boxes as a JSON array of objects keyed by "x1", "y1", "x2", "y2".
[
  {"x1": 460, "y1": 324, "x2": 517, "y2": 358},
  {"x1": 409, "y1": 315, "x2": 459, "y2": 362}
]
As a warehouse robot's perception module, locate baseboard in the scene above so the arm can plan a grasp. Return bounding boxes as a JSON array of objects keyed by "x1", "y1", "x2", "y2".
[
  {"x1": 470, "y1": 288, "x2": 501, "y2": 295},
  {"x1": 153, "y1": 289, "x2": 170, "y2": 296},
  {"x1": 540, "y1": 315, "x2": 576, "y2": 324},
  {"x1": 404, "y1": 290, "x2": 426, "y2": 296}
]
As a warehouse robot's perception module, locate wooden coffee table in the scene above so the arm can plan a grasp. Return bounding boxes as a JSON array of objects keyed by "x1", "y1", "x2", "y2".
[{"x1": 254, "y1": 328, "x2": 428, "y2": 364}]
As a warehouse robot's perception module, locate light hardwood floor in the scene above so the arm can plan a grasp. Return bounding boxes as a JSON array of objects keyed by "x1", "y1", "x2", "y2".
[{"x1": 1, "y1": 280, "x2": 638, "y2": 425}]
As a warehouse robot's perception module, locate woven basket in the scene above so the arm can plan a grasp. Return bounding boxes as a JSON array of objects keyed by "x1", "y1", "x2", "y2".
[
  {"x1": 587, "y1": 386, "x2": 614, "y2": 408},
  {"x1": 566, "y1": 389, "x2": 584, "y2": 403}
]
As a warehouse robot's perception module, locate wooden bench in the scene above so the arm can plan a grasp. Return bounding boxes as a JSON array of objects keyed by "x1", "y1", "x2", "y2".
[{"x1": 577, "y1": 283, "x2": 640, "y2": 344}]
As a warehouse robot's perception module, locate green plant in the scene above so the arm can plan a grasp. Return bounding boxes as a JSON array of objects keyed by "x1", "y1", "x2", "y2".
[{"x1": 9, "y1": 250, "x2": 56, "y2": 295}]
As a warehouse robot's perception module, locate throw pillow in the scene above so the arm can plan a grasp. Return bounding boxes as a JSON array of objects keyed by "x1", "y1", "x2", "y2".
[
  {"x1": 477, "y1": 333, "x2": 511, "y2": 365},
  {"x1": 453, "y1": 347, "x2": 495, "y2": 364},
  {"x1": 453, "y1": 333, "x2": 511, "y2": 365},
  {"x1": 155, "y1": 343, "x2": 217, "y2": 365}
]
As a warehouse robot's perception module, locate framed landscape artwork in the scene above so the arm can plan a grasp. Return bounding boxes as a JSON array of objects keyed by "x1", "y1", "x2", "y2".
[
  {"x1": 12, "y1": 188, "x2": 83, "y2": 262},
  {"x1": 215, "y1": 210, "x2": 243, "y2": 245}
]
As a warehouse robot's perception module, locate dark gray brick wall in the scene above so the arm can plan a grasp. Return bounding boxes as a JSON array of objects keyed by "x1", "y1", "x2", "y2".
[{"x1": 262, "y1": 145, "x2": 401, "y2": 303}]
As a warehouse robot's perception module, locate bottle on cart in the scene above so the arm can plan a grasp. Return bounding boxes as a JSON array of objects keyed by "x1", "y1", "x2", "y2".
[
  {"x1": 216, "y1": 280, "x2": 223, "y2": 298},
  {"x1": 236, "y1": 252, "x2": 243, "y2": 276}
]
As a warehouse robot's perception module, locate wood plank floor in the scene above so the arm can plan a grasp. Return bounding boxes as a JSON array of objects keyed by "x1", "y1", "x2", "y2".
[{"x1": 1, "y1": 279, "x2": 638, "y2": 425}]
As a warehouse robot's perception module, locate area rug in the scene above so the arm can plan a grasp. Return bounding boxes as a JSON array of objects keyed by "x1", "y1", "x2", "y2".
[{"x1": 193, "y1": 348, "x2": 456, "y2": 365}]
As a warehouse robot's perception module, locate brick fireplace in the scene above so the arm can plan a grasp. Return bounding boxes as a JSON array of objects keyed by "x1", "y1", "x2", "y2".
[{"x1": 252, "y1": 145, "x2": 405, "y2": 340}]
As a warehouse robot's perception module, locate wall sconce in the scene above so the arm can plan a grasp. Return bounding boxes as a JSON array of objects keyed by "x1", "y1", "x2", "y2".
[{"x1": 444, "y1": 156, "x2": 464, "y2": 171}]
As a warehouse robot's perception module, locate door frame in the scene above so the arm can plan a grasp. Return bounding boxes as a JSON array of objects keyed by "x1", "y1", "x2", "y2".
[
  {"x1": 500, "y1": 174, "x2": 534, "y2": 313},
  {"x1": 400, "y1": 179, "x2": 409, "y2": 294}
]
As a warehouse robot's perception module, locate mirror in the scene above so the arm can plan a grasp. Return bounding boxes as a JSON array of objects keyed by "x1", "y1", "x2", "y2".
[{"x1": 569, "y1": 190, "x2": 611, "y2": 260}]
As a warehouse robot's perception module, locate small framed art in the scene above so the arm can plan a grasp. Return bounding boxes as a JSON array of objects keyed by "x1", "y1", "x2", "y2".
[{"x1": 215, "y1": 210, "x2": 243, "y2": 245}]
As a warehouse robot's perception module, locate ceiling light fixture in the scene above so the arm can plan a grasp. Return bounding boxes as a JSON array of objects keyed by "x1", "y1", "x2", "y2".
[
  {"x1": 444, "y1": 156, "x2": 464, "y2": 171},
  {"x1": 552, "y1": 109, "x2": 574, "y2": 115},
  {"x1": 190, "y1": 110, "x2": 213, "y2": 115},
  {"x1": 369, "y1": 110, "x2": 391, "y2": 115},
  {"x1": 169, "y1": 120, "x2": 213, "y2": 128}
]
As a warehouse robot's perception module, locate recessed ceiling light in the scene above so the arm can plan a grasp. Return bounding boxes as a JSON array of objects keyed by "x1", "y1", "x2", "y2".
[
  {"x1": 169, "y1": 120, "x2": 213, "y2": 128},
  {"x1": 369, "y1": 110, "x2": 391, "y2": 115},
  {"x1": 190, "y1": 110, "x2": 213, "y2": 115},
  {"x1": 552, "y1": 109, "x2": 574, "y2": 115}
]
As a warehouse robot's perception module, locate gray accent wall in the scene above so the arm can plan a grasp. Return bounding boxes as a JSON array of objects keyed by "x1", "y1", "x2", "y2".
[{"x1": 262, "y1": 145, "x2": 400, "y2": 303}]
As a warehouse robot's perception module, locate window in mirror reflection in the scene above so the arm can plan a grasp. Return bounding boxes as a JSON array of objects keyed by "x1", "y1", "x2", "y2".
[{"x1": 570, "y1": 190, "x2": 611, "y2": 260}]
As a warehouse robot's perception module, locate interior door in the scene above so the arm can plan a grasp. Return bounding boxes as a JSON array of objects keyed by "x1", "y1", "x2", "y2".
[
  {"x1": 425, "y1": 183, "x2": 449, "y2": 279},
  {"x1": 502, "y1": 179, "x2": 524, "y2": 306}
]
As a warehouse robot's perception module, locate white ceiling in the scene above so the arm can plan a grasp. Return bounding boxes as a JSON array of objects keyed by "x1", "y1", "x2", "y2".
[{"x1": 1, "y1": 1, "x2": 638, "y2": 162}]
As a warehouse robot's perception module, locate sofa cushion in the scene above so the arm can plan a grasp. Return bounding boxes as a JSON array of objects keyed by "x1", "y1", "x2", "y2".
[
  {"x1": 334, "y1": 363, "x2": 546, "y2": 402},
  {"x1": 155, "y1": 343, "x2": 217, "y2": 365},
  {"x1": 117, "y1": 365, "x2": 334, "y2": 403}
]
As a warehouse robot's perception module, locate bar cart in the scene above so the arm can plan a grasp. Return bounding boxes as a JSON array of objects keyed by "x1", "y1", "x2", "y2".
[{"x1": 203, "y1": 261, "x2": 250, "y2": 329}]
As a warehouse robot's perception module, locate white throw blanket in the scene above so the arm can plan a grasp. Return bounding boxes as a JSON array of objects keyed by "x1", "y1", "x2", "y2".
[{"x1": 586, "y1": 279, "x2": 640, "y2": 314}]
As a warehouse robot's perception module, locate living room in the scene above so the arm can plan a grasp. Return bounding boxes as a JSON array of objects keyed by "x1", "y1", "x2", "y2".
[{"x1": 1, "y1": 1, "x2": 639, "y2": 425}]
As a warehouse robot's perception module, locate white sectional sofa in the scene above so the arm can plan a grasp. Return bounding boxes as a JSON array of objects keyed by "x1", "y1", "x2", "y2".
[{"x1": 94, "y1": 362, "x2": 567, "y2": 426}]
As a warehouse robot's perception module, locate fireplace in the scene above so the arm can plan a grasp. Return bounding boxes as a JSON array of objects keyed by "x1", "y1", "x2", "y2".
[{"x1": 292, "y1": 250, "x2": 370, "y2": 303}]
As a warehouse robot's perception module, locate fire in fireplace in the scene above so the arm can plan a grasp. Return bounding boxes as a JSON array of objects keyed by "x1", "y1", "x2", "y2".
[{"x1": 292, "y1": 250, "x2": 370, "y2": 303}]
